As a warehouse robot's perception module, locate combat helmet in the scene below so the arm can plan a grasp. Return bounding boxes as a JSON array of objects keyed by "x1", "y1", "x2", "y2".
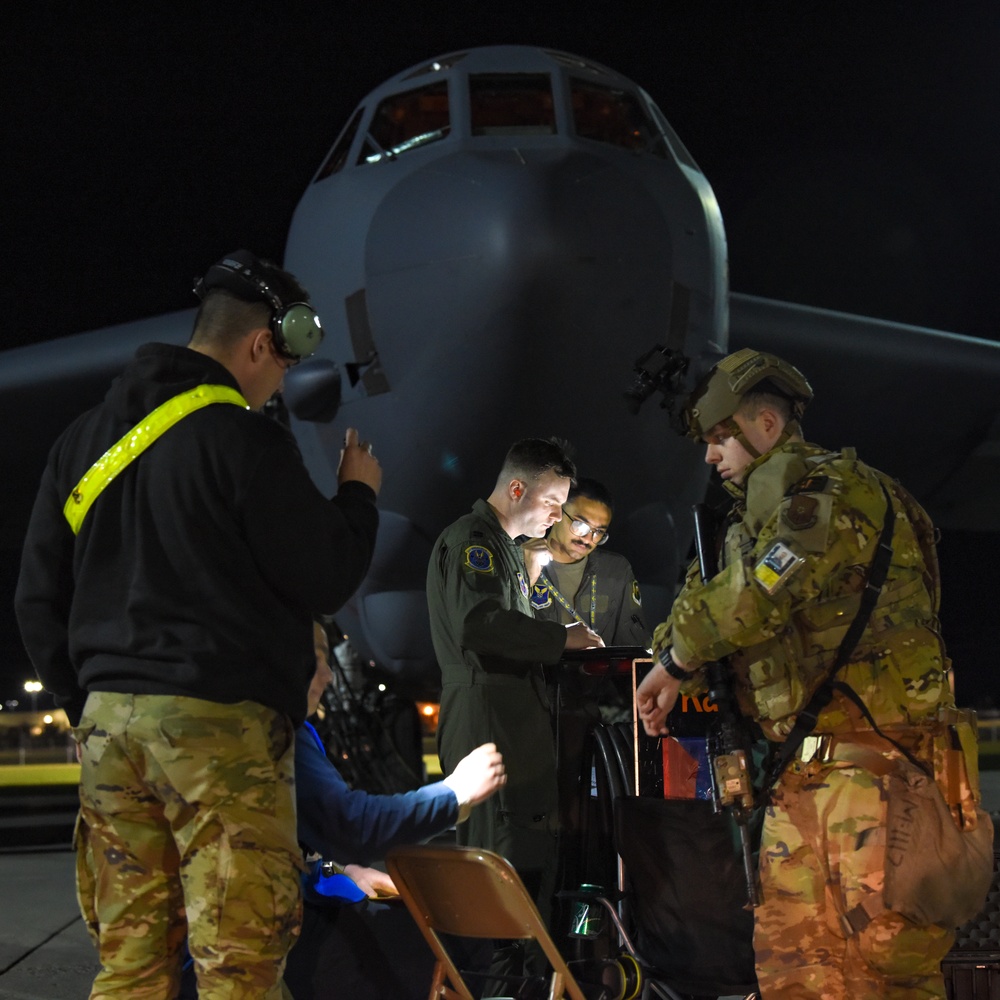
[{"x1": 684, "y1": 349, "x2": 813, "y2": 456}]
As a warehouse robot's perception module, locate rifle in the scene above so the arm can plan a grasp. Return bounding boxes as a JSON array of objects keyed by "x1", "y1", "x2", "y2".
[{"x1": 691, "y1": 503, "x2": 761, "y2": 907}]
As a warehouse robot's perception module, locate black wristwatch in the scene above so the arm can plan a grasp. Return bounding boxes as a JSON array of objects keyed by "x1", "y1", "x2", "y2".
[{"x1": 658, "y1": 646, "x2": 691, "y2": 681}]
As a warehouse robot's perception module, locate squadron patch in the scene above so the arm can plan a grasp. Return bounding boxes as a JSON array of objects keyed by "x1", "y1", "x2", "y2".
[
  {"x1": 464, "y1": 545, "x2": 495, "y2": 574},
  {"x1": 782, "y1": 494, "x2": 819, "y2": 531},
  {"x1": 517, "y1": 571, "x2": 529, "y2": 598},
  {"x1": 631, "y1": 580, "x2": 642, "y2": 606},
  {"x1": 753, "y1": 540, "x2": 805, "y2": 595},
  {"x1": 531, "y1": 583, "x2": 553, "y2": 610}
]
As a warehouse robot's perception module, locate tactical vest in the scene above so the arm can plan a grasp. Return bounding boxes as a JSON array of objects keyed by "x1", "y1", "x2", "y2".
[{"x1": 722, "y1": 446, "x2": 947, "y2": 739}]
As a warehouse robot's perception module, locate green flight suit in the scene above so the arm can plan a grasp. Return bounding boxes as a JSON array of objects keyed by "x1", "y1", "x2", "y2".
[
  {"x1": 530, "y1": 546, "x2": 650, "y2": 647},
  {"x1": 532, "y1": 547, "x2": 651, "y2": 848},
  {"x1": 653, "y1": 441, "x2": 957, "y2": 999},
  {"x1": 427, "y1": 499, "x2": 566, "y2": 877}
]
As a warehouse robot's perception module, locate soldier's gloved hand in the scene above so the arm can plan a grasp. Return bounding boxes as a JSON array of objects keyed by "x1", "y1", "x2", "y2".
[
  {"x1": 564, "y1": 621, "x2": 605, "y2": 650},
  {"x1": 442, "y1": 742, "x2": 507, "y2": 821}
]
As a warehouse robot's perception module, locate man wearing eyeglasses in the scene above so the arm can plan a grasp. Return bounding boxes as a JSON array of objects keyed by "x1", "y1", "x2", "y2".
[
  {"x1": 528, "y1": 478, "x2": 649, "y2": 650},
  {"x1": 527, "y1": 478, "x2": 650, "y2": 857}
]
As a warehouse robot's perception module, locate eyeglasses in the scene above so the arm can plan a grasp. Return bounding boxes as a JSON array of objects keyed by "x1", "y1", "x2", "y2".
[{"x1": 563, "y1": 508, "x2": 609, "y2": 544}]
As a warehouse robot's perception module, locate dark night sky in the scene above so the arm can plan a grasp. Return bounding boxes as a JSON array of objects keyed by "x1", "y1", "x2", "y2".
[
  {"x1": 2, "y1": 3, "x2": 998, "y2": 705},
  {"x1": 5, "y1": 3, "x2": 998, "y2": 345}
]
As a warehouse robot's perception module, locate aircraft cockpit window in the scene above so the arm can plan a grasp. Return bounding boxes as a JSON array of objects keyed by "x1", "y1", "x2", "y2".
[
  {"x1": 359, "y1": 82, "x2": 450, "y2": 165},
  {"x1": 469, "y1": 74, "x2": 556, "y2": 135},
  {"x1": 570, "y1": 79, "x2": 668, "y2": 158},
  {"x1": 315, "y1": 107, "x2": 364, "y2": 181}
]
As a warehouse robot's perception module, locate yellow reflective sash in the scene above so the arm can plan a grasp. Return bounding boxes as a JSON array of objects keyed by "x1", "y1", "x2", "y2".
[{"x1": 63, "y1": 384, "x2": 248, "y2": 534}]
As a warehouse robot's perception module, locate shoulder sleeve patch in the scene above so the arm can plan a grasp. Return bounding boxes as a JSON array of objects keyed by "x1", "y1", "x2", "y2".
[
  {"x1": 782, "y1": 494, "x2": 819, "y2": 531},
  {"x1": 631, "y1": 580, "x2": 642, "y2": 607},
  {"x1": 753, "y1": 540, "x2": 805, "y2": 595},
  {"x1": 463, "y1": 545, "x2": 495, "y2": 574}
]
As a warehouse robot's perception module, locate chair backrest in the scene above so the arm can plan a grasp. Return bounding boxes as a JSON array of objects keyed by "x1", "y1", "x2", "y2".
[{"x1": 385, "y1": 844, "x2": 588, "y2": 1000}]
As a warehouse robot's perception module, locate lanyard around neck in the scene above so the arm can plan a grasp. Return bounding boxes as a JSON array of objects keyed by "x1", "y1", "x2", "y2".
[{"x1": 541, "y1": 570, "x2": 597, "y2": 628}]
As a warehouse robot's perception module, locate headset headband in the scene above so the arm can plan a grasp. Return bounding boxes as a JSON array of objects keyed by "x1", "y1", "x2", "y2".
[{"x1": 194, "y1": 249, "x2": 324, "y2": 361}]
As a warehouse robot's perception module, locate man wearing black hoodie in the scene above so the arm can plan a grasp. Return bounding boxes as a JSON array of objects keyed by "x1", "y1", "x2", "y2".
[{"x1": 15, "y1": 250, "x2": 381, "y2": 1000}]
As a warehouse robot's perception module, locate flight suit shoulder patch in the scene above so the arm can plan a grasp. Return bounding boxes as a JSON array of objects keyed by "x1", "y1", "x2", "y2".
[
  {"x1": 463, "y1": 545, "x2": 495, "y2": 574},
  {"x1": 531, "y1": 583, "x2": 553, "y2": 610}
]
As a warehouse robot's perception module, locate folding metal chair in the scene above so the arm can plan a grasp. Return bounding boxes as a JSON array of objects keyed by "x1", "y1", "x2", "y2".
[{"x1": 386, "y1": 843, "x2": 589, "y2": 1000}]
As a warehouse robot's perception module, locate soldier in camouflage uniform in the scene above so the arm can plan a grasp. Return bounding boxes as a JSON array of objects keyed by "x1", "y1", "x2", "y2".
[
  {"x1": 15, "y1": 251, "x2": 381, "y2": 998},
  {"x1": 636, "y1": 349, "x2": 960, "y2": 999}
]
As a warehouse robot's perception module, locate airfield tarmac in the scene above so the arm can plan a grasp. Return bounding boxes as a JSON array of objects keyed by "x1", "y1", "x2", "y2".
[{"x1": 1, "y1": 773, "x2": 997, "y2": 1000}]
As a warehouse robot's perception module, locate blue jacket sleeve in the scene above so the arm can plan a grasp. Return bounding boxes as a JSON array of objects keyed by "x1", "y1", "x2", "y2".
[{"x1": 295, "y1": 723, "x2": 459, "y2": 865}]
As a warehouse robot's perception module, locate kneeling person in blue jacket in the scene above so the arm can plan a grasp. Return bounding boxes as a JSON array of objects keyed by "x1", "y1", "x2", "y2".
[
  {"x1": 183, "y1": 623, "x2": 505, "y2": 999},
  {"x1": 287, "y1": 623, "x2": 505, "y2": 998},
  {"x1": 291, "y1": 622, "x2": 505, "y2": 999}
]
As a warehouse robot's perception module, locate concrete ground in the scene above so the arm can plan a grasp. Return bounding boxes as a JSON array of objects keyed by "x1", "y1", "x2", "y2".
[
  {"x1": 2, "y1": 773, "x2": 997, "y2": 1000},
  {"x1": 0, "y1": 847, "x2": 98, "y2": 999}
]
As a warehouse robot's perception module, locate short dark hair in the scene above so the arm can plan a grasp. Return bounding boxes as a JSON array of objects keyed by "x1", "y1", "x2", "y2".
[
  {"x1": 499, "y1": 438, "x2": 576, "y2": 485},
  {"x1": 738, "y1": 379, "x2": 795, "y2": 425},
  {"x1": 568, "y1": 477, "x2": 614, "y2": 514},
  {"x1": 189, "y1": 257, "x2": 310, "y2": 353}
]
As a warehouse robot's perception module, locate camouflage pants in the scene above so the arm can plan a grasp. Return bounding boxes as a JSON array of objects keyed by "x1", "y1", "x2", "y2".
[
  {"x1": 74, "y1": 692, "x2": 303, "y2": 1000},
  {"x1": 756, "y1": 761, "x2": 954, "y2": 999}
]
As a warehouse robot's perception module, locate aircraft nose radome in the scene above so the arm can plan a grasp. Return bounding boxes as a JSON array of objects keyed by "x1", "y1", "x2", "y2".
[
  {"x1": 368, "y1": 149, "x2": 669, "y2": 273},
  {"x1": 363, "y1": 148, "x2": 675, "y2": 348}
]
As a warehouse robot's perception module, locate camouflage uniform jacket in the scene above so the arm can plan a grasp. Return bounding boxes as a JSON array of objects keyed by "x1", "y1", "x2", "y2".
[
  {"x1": 531, "y1": 547, "x2": 651, "y2": 647},
  {"x1": 652, "y1": 441, "x2": 953, "y2": 742}
]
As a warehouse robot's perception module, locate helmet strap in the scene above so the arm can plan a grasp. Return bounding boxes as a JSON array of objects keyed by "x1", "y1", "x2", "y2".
[
  {"x1": 727, "y1": 413, "x2": 802, "y2": 460},
  {"x1": 773, "y1": 417, "x2": 804, "y2": 450},
  {"x1": 724, "y1": 417, "x2": 762, "y2": 460}
]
